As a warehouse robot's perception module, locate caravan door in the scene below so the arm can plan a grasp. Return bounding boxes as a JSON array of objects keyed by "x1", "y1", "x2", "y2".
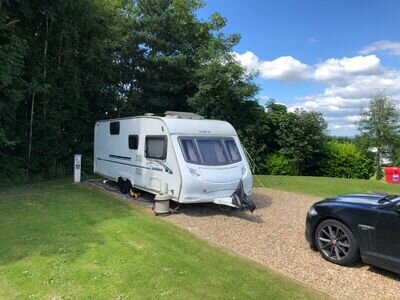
[{"x1": 143, "y1": 135, "x2": 170, "y2": 193}]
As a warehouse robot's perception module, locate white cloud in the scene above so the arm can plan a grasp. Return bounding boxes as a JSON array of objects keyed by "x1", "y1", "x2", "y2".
[
  {"x1": 234, "y1": 51, "x2": 310, "y2": 82},
  {"x1": 233, "y1": 51, "x2": 260, "y2": 75},
  {"x1": 303, "y1": 100, "x2": 319, "y2": 110},
  {"x1": 289, "y1": 94, "x2": 372, "y2": 135},
  {"x1": 259, "y1": 56, "x2": 310, "y2": 82},
  {"x1": 235, "y1": 52, "x2": 382, "y2": 84},
  {"x1": 359, "y1": 40, "x2": 400, "y2": 56},
  {"x1": 346, "y1": 115, "x2": 362, "y2": 122},
  {"x1": 292, "y1": 95, "x2": 369, "y2": 114},
  {"x1": 324, "y1": 70, "x2": 400, "y2": 99},
  {"x1": 234, "y1": 50, "x2": 400, "y2": 135},
  {"x1": 313, "y1": 55, "x2": 382, "y2": 83}
]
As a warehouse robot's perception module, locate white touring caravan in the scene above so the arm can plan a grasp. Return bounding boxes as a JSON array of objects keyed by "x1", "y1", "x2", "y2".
[{"x1": 94, "y1": 111, "x2": 255, "y2": 211}]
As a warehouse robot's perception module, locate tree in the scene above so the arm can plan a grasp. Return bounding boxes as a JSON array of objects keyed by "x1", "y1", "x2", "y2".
[
  {"x1": 0, "y1": 11, "x2": 27, "y2": 179},
  {"x1": 264, "y1": 99, "x2": 288, "y2": 153},
  {"x1": 120, "y1": 0, "x2": 217, "y2": 115},
  {"x1": 265, "y1": 153, "x2": 298, "y2": 175},
  {"x1": 277, "y1": 109, "x2": 327, "y2": 175},
  {"x1": 1, "y1": 0, "x2": 267, "y2": 180},
  {"x1": 0, "y1": 0, "x2": 126, "y2": 180},
  {"x1": 358, "y1": 94, "x2": 400, "y2": 180},
  {"x1": 187, "y1": 39, "x2": 268, "y2": 171},
  {"x1": 321, "y1": 141, "x2": 374, "y2": 179}
]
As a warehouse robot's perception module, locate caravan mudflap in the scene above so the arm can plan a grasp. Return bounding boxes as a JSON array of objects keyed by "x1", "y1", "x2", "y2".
[
  {"x1": 231, "y1": 180, "x2": 256, "y2": 212},
  {"x1": 214, "y1": 180, "x2": 256, "y2": 212}
]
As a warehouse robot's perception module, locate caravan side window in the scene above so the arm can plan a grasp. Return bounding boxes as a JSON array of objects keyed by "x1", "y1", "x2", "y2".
[
  {"x1": 128, "y1": 135, "x2": 138, "y2": 149},
  {"x1": 110, "y1": 121, "x2": 120, "y2": 135},
  {"x1": 145, "y1": 136, "x2": 167, "y2": 160}
]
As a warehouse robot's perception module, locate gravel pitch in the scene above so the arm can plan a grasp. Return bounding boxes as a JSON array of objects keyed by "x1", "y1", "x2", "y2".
[{"x1": 87, "y1": 182, "x2": 400, "y2": 299}]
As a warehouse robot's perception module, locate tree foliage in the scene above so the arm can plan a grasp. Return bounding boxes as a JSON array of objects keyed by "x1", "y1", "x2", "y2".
[
  {"x1": 358, "y1": 94, "x2": 400, "y2": 180},
  {"x1": 1, "y1": 0, "x2": 129, "y2": 180},
  {"x1": 277, "y1": 109, "x2": 328, "y2": 175},
  {"x1": 265, "y1": 153, "x2": 298, "y2": 176},
  {"x1": 0, "y1": 0, "x2": 265, "y2": 180},
  {"x1": 0, "y1": 11, "x2": 27, "y2": 179},
  {"x1": 321, "y1": 141, "x2": 374, "y2": 179},
  {"x1": 1, "y1": 0, "x2": 390, "y2": 182}
]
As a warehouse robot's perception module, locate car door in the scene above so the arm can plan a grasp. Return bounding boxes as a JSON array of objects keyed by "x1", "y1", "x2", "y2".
[{"x1": 374, "y1": 201, "x2": 400, "y2": 273}]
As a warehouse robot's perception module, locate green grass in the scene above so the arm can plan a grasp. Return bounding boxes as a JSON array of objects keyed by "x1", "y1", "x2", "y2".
[
  {"x1": 0, "y1": 180, "x2": 321, "y2": 299},
  {"x1": 254, "y1": 175, "x2": 400, "y2": 198}
]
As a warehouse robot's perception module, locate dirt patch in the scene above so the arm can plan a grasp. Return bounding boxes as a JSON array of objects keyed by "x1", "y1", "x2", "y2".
[{"x1": 86, "y1": 182, "x2": 400, "y2": 299}]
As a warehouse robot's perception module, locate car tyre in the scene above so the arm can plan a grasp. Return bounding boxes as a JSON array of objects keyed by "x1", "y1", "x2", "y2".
[{"x1": 315, "y1": 219, "x2": 359, "y2": 266}]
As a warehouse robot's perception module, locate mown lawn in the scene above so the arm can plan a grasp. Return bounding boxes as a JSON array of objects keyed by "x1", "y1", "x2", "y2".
[
  {"x1": 254, "y1": 175, "x2": 400, "y2": 198},
  {"x1": 0, "y1": 180, "x2": 321, "y2": 299}
]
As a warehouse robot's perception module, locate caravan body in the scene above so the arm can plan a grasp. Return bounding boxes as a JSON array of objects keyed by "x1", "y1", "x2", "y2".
[{"x1": 94, "y1": 112, "x2": 253, "y2": 208}]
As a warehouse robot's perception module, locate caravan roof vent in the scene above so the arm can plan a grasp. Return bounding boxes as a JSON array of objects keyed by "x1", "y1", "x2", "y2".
[
  {"x1": 164, "y1": 111, "x2": 204, "y2": 120},
  {"x1": 143, "y1": 113, "x2": 154, "y2": 116}
]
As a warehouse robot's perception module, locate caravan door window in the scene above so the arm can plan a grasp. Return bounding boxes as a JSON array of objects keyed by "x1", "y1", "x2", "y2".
[
  {"x1": 128, "y1": 135, "x2": 138, "y2": 149},
  {"x1": 145, "y1": 136, "x2": 167, "y2": 160}
]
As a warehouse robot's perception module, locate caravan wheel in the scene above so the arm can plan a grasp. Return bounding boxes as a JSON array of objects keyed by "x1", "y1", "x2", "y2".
[
  {"x1": 125, "y1": 180, "x2": 132, "y2": 195},
  {"x1": 118, "y1": 178, "x2": 129, "y2": 194}
]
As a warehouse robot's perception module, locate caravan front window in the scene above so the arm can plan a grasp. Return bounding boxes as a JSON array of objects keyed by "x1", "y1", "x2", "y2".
[
  {"x1": 180, "y1": 138, "x2": 201, "y2": 163},
  {"x1": 197, "y1": 139, "x2": 229, "y2": 165},
  {"x1": 179, "y1": 137, "x2": 242, "y2": 165},
  {"x1": 224, "y1": 139, "x2": 241, "y2": 162}
]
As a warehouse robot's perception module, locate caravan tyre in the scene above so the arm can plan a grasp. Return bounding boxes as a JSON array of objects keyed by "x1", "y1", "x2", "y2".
[
  {"x1": 118, "y1": 178, "x2": 128, "y2": 194},
  {"x1": 125, "y1": 180, "x2": 132, "y2": 195}
]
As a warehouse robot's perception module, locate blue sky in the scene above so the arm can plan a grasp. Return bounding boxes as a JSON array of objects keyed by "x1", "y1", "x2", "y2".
[{"x1": 198, "y1": 1, "x2": 400, "y2": 136}]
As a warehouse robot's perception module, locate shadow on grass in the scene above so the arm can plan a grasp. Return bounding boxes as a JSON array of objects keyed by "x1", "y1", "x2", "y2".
[{"x1": 0, "y1": 181, "x2": 133, "y2": 266}]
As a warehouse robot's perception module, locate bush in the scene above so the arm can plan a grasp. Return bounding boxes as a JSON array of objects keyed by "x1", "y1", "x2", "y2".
[
  {"x1": 266, "y1": 154, "x2": 298, "y2": 175},
  {"x1": 321, "y1": 141, "x2": 374, "y2": 179}
]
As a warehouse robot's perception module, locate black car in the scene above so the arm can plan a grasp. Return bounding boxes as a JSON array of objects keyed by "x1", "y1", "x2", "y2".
[{"x1": 305, "y1": 193, "x2": 400, "y2": 274}]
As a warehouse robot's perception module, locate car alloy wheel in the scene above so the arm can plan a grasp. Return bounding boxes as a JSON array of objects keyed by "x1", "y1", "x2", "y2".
[{"x1": 317, "y1": 223, "x2": 350, "y2": 261}]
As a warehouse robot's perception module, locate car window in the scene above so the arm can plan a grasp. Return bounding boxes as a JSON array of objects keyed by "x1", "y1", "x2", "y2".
[{"x1": 378, "y1": 195, "x2": 400, "y2": 204}]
